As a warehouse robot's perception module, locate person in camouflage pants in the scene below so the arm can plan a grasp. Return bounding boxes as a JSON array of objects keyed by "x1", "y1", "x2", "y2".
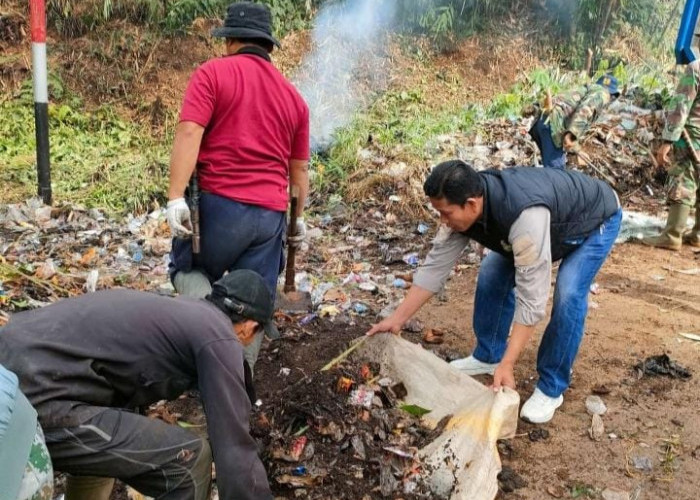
[
  {"x1": 528, "y1": 74, "x2": 620, "y2": 169},
  {"x1": 642, "y1": 60, "x2": 700, "y2": 250},
  {"x1": 16, "y1": 425, "x2": 54, "y2": 500}
]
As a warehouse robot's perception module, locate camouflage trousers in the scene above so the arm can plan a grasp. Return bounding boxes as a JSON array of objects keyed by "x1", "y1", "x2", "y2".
[
  {"x1": 16, "y1": 424, "x2": 54, "y2": 500},
  {"x1": 667, "y1": 155, "x2": 700, "y2": 207}
]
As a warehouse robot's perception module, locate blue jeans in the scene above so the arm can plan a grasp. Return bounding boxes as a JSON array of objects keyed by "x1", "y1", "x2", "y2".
[
  {"x1": 472, "y1": 209, "x2": 622, "y2": 397},
  {"x1": 169, "y1": 192, "x2": 286, "y2": 298},
  {"x1": 529, "y1": 116, "x2": 566, "y2": 169}
]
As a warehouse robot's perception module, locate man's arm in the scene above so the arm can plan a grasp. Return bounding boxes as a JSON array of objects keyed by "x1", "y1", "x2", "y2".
[
  {"x1": 289, "y1": 159, "x2": 309, "y2": 217},
  {"x1": 662, "y1": 61, "x2": 700, "y2": 143},
  {"x1": 168, "y1": 121, "x2": 205, "y2": 200},
  {"x1": 196, "y1": 340, "x2": 272, "y2": 500},
  {"x1": 492, "y1": 206, "x2": 552, "y2": 390},
  {"x1": 366, "y1": 227, "x2": 469, "y2": 335}
]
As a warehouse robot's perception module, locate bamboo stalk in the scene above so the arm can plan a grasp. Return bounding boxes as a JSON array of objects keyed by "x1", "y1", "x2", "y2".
[{"x1": 320, "y1": 336, "x2": 368, "y2": 372}]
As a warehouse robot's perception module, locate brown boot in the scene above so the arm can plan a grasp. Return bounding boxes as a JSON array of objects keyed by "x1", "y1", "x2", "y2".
[
  {"x1": 683, "y1": 205, "x2": 700, "y2": 247},
  {"x1": 641, "y1": 204, "x2": 690, "y2": 250}
]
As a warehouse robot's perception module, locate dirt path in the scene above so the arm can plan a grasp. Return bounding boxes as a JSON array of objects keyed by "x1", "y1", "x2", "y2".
[{"x1": 416, "y1": 243, "x2": 700, "y2": 499}]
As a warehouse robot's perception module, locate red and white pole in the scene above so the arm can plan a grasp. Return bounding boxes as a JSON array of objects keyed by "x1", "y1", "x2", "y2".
[{"x1": 30, "y1": 0, "x2": 51, "y2": 204}]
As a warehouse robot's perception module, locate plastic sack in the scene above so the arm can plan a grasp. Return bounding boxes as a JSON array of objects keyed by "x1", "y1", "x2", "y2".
[{"x1": 358, "y1": 334, "x2": 520, "y2": 500}]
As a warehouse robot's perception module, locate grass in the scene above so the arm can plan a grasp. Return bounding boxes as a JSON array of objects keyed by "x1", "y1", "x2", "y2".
[
  {"x1": 0, "y1": 80, "x2": 171, "y2": 214},
  {"x1": 0, "y1": 59, "x2": 676, "y2": 215}
]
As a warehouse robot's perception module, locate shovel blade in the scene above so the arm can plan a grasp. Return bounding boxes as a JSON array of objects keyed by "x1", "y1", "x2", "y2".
[{"x1": 275, "y1": 289, "x2": 312, "y2": 314}]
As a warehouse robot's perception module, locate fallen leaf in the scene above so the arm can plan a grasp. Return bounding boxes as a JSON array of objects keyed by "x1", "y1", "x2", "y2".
[{"x1": 399, "y1": 404, "x2": 431, "y2": 417}]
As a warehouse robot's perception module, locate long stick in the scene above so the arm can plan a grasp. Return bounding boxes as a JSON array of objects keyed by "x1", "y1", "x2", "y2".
[{"x1": 320, "y1": 336, "x2": 368, "y2": 371}]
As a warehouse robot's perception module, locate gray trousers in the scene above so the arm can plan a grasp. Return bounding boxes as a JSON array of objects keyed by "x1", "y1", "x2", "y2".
[
  {"x1": 44, "y1": 408, "x2": 212, "y2": 500},
  {"x1": 173, "y1": 270, "x2": 263, "y2": 371}
]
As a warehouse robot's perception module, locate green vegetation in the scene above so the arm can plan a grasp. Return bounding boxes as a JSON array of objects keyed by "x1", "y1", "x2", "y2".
[
  {"x1": 48, "y1": 0, "x2": 319, "y2": 37},
  {"x1": 0, "y1": 76, "x2": 170, "y2": 214}
]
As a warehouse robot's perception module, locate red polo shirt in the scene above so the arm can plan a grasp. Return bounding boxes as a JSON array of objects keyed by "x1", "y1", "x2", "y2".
[{"x1": 180, "y1": 53, "x2": 310, "y2": 212}]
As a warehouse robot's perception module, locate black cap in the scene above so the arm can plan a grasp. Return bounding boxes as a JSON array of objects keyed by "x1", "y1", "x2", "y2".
[
  {"x1": 211, "y1": 2, "x2": 281, "y2": 48},
  {"x1": 210, "y1": 269, "x2": 279, "y2": 339}
]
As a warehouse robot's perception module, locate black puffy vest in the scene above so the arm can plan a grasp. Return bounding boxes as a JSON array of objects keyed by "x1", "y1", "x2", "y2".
[{"x1": 463, "y1": 167, "x2": 619, "y2": 261}]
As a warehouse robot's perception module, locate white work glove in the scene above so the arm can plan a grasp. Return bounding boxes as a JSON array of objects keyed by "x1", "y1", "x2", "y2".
[
  {"x1": 166, "y1": 197, "x2": 192, "y2": 237},
  {"x1": 288, "y1": 217, "x2": 306, "y2": 249}
]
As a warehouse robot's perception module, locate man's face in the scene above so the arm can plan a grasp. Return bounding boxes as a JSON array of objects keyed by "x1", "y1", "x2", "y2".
[{"x1": 430, "y1": 197, "x2": 481, "y2": 232}]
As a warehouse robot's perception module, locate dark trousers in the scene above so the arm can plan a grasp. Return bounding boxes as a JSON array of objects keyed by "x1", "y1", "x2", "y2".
[
  {"x1": 170, "y1": 192, "x2": 286, "y2": 299},
  {"x1": 43, "y1": 408, "x2": 212, "y2": 500},
  {"x1": 529, "y1": 116, "x2": 567, "y2": 169}
]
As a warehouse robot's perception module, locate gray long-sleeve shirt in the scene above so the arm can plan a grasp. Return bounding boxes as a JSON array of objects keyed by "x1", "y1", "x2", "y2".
[
  {"x1": 0, "y1": 290, "x2": 272, "y2": 500},
  {"x1": 414, "y1": 206, "x2": 552, "y2": 326}
]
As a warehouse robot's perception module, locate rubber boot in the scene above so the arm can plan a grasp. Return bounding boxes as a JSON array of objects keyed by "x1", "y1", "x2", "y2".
[
  {"x1": 683, "y1": 205, "x2": 700, "y2": 247},
  {"x1": 641, "y1": 204, "x2": 690, "y2": 250}
]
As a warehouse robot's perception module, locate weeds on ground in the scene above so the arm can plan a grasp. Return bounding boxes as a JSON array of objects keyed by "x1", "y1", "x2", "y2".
[{"x1": 0, "y1": 76, "x2": 169, "y2": 214}]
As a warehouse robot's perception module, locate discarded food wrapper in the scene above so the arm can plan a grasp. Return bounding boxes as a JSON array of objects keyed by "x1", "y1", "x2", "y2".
[
  {"x1": 291, "y1": 466, "x2": 307, "y2": 477},
  {"x1": 393, "y1": 278, "x2": 408, "y2": 288},
  {"x1": 288, "y1": 436, "x2": 308, "y2": 461},
  {"x1": 319, "y1": 305, "x2": 340, "y2": 317},
  {"x1": 352, "y1": 302, "x2": 370, "y2": 315},
  {"x1": 403, "y1": 253, "x2": 420, "y2": 266},
  {"x1": 358, "y1": 282, "x2": 377, "y2": 292},
  {"x1": 336, "y1": 376, "x2": 354, "y2": 393},
  {"x1": 348, "y1": 386, "x2": 375, "y2": 408},
  {"x1": 585, "y1": 395, "x2": 607, "y2": 416},
  {"x1": 298, "y1": 313, "x2": 318, "y2": 326}
]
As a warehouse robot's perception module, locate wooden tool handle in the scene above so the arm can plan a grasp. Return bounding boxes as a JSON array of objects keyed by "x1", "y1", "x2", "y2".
[{"x1": 284, "y1": 186, "x2": 300, "y2": 293}]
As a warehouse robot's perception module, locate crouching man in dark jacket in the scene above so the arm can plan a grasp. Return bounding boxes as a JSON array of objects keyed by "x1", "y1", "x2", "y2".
[
  {"x1": 368, "y1": 161, "x2": 621, "y2": 424},
  {"x1": 0, "y1": 269, "x2": 274, "y2": 500}
]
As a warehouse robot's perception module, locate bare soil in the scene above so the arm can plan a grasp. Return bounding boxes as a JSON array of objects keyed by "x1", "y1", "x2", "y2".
[{"x1": 416, "y1": 242, "x2": 700, "y2": 499}]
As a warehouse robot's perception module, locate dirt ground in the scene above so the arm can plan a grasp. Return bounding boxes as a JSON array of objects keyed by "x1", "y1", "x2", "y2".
[
  {"x1": 415, "y1": 242, "x2": 700, "y2": 499},
  {"x1": 153, "y1": 241, "x2": 699, "y2": 500}
]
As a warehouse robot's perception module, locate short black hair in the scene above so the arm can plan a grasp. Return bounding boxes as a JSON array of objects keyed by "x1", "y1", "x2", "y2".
[
  {"x1": 227, "y1": 37, "x2": 274, "y2": 53},
  {"x1": 423, "y1": 160, "x2": 484, "y2": 205}
]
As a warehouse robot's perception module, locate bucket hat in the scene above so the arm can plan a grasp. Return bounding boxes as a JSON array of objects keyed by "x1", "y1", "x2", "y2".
[{"x1": 211, "y1": 2, "x2": 280, "y2": 48}]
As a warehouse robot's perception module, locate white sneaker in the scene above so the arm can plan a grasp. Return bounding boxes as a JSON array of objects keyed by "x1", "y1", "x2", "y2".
[
  {"x1": 520, "y1": 387, "x2": 564, "y2": 424},
  {"x1": 449, "y1": 355, "x2": 498, "y2": 375}
]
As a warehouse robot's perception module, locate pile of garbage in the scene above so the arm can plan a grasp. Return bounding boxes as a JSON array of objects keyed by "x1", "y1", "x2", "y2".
[
  {"x1": 253, "y1": 358, "x2": 445, "y2": 498},
  {"x1": 350, "y1": 94, "x2": 666, "y2": 213},
  {"x1": 0, "y1": 199, "x2": 172, "y2": 322}
]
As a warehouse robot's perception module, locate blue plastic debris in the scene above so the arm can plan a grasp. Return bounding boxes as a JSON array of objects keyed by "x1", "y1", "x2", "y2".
[
  {"x1": 402, "y1": 253, "x2": 419, "y2": 266},
  {"x1": 393, "y1": 278, "x2": 407, "y2": 288},
  {"x1": 417, "y1": 223, "x2": 429, "y2": 235},
  {"x1": 292, "y1": 466, "x2": 307, "y2": 476},
  {"x1": 353, "y1": 302, "x2": 370, "y2": 315}
]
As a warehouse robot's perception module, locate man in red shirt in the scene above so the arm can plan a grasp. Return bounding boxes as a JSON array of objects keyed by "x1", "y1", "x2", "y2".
[{"x1": 166, "y1": 2, "x2": 310, "y2": 367}]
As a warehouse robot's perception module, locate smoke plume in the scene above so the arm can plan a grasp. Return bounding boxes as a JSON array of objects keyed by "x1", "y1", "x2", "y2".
[{"x1": 294, "y1": 0, "x2": 397, "y2": 151}]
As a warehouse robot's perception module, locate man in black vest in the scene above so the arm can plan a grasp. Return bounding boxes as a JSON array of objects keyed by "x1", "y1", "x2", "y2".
[{"x1": 367, "y1": 160, "x2": 621, "y2": 424}]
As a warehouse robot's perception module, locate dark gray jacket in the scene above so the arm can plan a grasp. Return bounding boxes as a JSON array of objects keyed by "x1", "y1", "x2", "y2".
[{"x1": 0, "y1": 290, "x2": 271, "y2": 500}]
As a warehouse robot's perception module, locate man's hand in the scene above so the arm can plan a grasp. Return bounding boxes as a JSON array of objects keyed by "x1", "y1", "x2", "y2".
[
  {"x1": 288, "y1": 217, "x2": 307, "y2": 249},
  {"x1": 366, "y1": 316, "x2": 403, "y2": 336},
  {"x1": 166, "y1": 198, "x2": 192, "y2": 237},
  {"x1": 656, "y1": 142, "x2": 672, "y2": 168},
  {"x1": 490, "y1": 361, "x2": 516, "y2": 392},
  {"x1": 562, "y1": 132, "x2": 576, "y2": 151}
]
